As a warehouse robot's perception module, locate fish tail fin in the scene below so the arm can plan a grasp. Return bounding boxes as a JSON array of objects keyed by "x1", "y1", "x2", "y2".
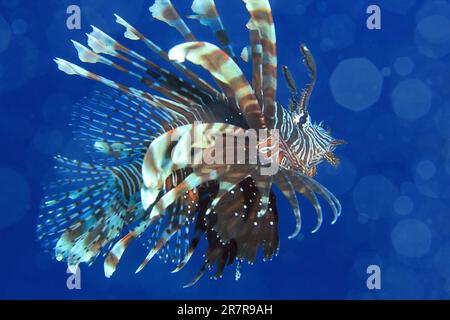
[{"x1": 38, "y1": 156, "x2": 144, "y2": 271}]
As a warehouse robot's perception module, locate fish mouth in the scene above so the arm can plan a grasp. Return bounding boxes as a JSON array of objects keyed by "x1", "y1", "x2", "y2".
[
  {"x1": 324, "y1": 139, "x2": 347, "y2": 167},
  {"x1": 324, "y1": 151, "x2": 340, "y2": 167},
  {"x1": 331, "y1": 139, "x2": 348, "y2": 147}
]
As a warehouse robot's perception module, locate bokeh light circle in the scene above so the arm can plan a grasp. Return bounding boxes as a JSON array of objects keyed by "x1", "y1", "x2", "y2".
[
  {"x1": 394, "y1": 196, "x2": 414, "y2": 216},
  {"x1": 11, "y1": 18, "x2": 27, "y2": 35},
  {"x1": 330, "y1": 58, "x2": 383, "y2": 111},
  {"x1": 416, "y1": 160, "x2": 437, "y2": 180},
  {"x1": 320, "y1": 14, "x2": 356, "y2": 52},
  {"x1": 393, "y1": 57, "x2": 414, "y2": 76},
  {"x1": 391, "y1": 79, "x2": 432, "y2": 120},
  {"x1": 353, "y1": 175, "x2": 398, "y2": 220},
  {"x1": 391, "y1": 219, "x2": 432, "y2": 258}
]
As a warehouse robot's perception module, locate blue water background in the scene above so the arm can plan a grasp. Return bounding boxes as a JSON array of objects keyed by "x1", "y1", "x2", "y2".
[{"x1": 0, "y1": 0, "x2": 449, "y2": 299}]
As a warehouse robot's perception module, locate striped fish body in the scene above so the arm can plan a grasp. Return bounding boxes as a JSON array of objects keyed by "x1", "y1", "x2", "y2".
[{"x1": 39, "y1": 0, "x2": 345, "y2": 286}]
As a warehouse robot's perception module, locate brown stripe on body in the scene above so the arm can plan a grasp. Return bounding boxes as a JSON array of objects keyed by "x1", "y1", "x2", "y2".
[{"x1": 198, "y1": 46, "x2": 230, "y2": 72}]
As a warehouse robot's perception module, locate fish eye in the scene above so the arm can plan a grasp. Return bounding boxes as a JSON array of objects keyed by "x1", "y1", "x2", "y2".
[{"x1": 299, "y1": 115, "x2": 307, "y2": 125}]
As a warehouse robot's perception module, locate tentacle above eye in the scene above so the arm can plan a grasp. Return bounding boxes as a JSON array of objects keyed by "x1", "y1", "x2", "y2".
[
  {"x1": 298, "y1": 44, "x2": 317, "y2": 113},
  {"x1": 282, "y1": 65, "x2": 299, "y2": 112}
]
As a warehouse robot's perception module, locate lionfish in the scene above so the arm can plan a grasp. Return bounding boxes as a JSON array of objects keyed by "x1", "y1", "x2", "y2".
[{"x1": 38, "y1": 0, "x2": 346, "y2": 287}]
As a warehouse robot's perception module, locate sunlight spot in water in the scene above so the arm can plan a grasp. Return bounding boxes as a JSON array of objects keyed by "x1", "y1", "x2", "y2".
[
  {"x1": 391, "y1": 79, "x2": 432, "y2": 120},
  {"x1": 320, "y1": 14, "x2": 356, "y2": 52},
  {"x1": 415, "y1": 2, "x2": 450, "y2": 58},
  {"x1": 416, "y1": 160, "x2": 436, "y2": 180},
  {"x1": 417, "y1": 15, "x2": 450, "y2": 45},
  {"x1": 393, "y1": 57, "x2": 414, "y2": 76},
  {"x1": 394, "y1": 196, "x2": 414, "y2": 216},
  {"x1": 0, "y1": 36, "x2": 39, "y2": 93},
  {"x1": 11, "y1": 18, "x2": 27, "y2": 35},
  {"x1": 416, "y1": 0, "x2": 450, "y2": 20},
  {"x1": 391, "y1": 219, "x2": 432, "y2": 258},
  {"x1": 318, "y1": 155, "x2": 357, "y2": 196},
  {"x1": 412, "y1": 158, "x2": 449, "y2": 199},
  {"x1": 353, "y1": 175, "x2": 398, "y2": 220},
  {"x1": 330, "y1": 58, "x2": 383, "y2": 111}
]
